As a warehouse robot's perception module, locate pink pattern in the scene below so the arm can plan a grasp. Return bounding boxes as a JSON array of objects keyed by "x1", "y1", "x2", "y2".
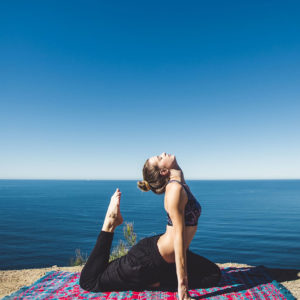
[{"x1": 2, "y1": 266, "x2": 295, "y2": 300}]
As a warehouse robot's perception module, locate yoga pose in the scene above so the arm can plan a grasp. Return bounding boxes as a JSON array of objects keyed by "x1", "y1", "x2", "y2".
[{"x1": 80, "y1": 153, "x2": 221, "y2": 300}]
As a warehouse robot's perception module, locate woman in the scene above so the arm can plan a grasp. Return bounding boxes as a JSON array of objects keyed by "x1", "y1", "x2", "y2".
[{"x1": 79, "y1": 153, "x2": 221, "y2": 300}]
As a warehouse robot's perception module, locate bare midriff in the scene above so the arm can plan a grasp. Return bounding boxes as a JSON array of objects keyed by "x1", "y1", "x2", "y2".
[{"x1": 157, "y1": 225, "x2": 198, "y2": 263}]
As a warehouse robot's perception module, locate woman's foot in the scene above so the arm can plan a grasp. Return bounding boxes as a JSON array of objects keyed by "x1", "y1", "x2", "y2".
[{"x1": 102, "y1": 188, "x2": 124, "y2": 232}]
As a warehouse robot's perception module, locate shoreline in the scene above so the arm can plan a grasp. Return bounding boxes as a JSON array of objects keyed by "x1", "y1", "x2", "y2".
[{"x1": 1, "y1": 263, "x2": 299, "y2": 299}]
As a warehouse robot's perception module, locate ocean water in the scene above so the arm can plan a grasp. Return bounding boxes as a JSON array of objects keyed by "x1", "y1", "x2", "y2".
[{"x1": 0, "y1": 179, "x2": 299, "y2": 270}]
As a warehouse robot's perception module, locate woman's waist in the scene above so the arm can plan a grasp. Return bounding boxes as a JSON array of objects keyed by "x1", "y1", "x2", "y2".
[
  {"x1": 164, "y1": 224, "x2": 197, "y2": 242},
  {"x1": 157, "y1": 228, "x2": 197, "y2": 263}
]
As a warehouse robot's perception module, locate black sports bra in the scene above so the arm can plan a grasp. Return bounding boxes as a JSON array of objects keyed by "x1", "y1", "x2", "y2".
[{"x1": 166, "y1": 180, "x2": 202, "y2": 226}]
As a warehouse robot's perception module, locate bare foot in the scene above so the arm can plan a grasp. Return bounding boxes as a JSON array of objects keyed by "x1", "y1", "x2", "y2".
[{"x1": 102, "y1": 188, "x2": 124, "y2": 232}]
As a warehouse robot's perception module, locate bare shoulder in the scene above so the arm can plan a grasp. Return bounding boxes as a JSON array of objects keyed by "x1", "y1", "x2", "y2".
[
  {"x1": 165, "y1": 181, "x2": 183, "y2": 193},
  {"x1": 165, "y1": 182, "x2": 187, "y2": 210}
]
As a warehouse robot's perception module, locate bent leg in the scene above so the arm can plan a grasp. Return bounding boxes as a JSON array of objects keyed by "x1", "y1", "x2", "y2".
[
  {"x1": 80, "y1": 188, "x2": 123, "y2": 291},
  {"x1": 92, "y1": 236, "x2": 164, "y2": 292},
  {"x1": 79, "y1": 231, "x2": 114, "y2": 291},
  {"x1": 186, "y1": 250, "x2": 221, "y2": 288}
]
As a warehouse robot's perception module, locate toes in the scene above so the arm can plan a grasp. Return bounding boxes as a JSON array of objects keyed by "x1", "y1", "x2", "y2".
[
  {"x1": 112, "y1": 189, "x2": 121, "y2": 199},
  {"x1": 114, "y1": 188, "x2": 121, "y2": 195}
]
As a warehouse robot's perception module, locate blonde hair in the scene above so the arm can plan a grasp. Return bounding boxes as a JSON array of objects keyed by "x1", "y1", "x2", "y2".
[
  {"x1": 137, "y1": 159, "x2": 169, "y2": 194},
  {"x1": 137, "y1": 180, "x2": 151, "y2": 192}
]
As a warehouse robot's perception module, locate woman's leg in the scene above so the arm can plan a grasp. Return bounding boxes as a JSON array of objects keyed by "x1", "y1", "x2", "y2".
[
  {"x1": 79, "y1": 188, "x2": 123, "y2": 291},
  {"x1": 186, "y1": 250, "x2": 221, "y2": 288},
  {"x1": 79, "y1": 231, "x2": 114, "y2": 291},
  {"x1": 159, "y1": 250, "x2": 221, "y2": 290}
]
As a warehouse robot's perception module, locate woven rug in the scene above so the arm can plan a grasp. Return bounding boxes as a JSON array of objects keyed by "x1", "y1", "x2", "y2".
[{"x1": 2, "y1": 266, "x2": 295, "y2": 300}]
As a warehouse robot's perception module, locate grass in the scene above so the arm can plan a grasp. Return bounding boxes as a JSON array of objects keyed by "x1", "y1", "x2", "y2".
[
  {"x1": 69, "y1": 248, "x2": 88, "y2": 266},
  {"x1": 70, "y1": 222, "x2": 137, "y2": 266}
]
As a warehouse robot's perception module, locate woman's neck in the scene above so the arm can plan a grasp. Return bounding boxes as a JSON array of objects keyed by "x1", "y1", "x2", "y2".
[{"x1": 169, "y1": 168, "x2": 186, "y2": 184}]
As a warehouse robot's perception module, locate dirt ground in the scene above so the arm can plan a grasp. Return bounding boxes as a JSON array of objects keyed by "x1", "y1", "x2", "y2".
[{"x1": 1, "y1": 263, "x2": 299, "y2": 299}]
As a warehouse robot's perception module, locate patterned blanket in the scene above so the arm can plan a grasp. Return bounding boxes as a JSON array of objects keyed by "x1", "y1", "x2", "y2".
[{"x1": 2, "y1": 266, "x2": 295, "y2": 299}]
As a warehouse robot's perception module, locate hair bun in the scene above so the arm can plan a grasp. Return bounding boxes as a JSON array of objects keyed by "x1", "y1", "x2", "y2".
[{"x1": 137, "y1": 180, "x2": 151, "y2": 192}]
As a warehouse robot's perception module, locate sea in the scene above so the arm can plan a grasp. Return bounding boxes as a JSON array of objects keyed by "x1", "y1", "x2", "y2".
[{"x1": 0, "y1": 179, "x2": 299, "y2": 270}]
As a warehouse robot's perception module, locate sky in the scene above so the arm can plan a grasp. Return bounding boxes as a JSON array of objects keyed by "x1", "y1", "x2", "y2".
[{"x1": 0, "y1": 1, "x2": 299, "y2": 180}]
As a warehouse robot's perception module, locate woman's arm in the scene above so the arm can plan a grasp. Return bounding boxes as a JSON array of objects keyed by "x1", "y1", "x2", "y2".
[{"x1": 166, "y1": 184, "x2": 192, "y2": 300}]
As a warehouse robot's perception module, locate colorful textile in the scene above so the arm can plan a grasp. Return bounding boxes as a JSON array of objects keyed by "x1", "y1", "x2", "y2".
[{"x1": 2, "y1": 266, "x2": 296, "y2": 299}]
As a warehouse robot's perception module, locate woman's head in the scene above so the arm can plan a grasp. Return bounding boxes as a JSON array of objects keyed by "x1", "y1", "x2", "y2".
[{"x1": 137, "y1": 153, "x2": 178, "y2": 194}]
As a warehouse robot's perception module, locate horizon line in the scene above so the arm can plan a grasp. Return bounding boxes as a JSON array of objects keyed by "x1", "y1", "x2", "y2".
[{"x1": 0, "y1": 178, "x2": 299, "y2": 181}]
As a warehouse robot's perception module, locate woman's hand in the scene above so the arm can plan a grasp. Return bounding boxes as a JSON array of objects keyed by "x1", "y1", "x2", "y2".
[{"x1": 178, "y1": 282, "x2": 194, "y2": 300}]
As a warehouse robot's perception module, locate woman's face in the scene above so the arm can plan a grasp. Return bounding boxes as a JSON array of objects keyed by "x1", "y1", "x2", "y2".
[{"x1": 148, "y1": 152, "x2": 177, "y2": 170}]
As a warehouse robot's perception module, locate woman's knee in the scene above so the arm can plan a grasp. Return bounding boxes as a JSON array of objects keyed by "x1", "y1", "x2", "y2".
[
  {"x1": 206, "y1": 264, "x2": 222, "y2": 287},
  {"x1": 189, "y1": 262, "x2": 221, "y2": 288},
  {"x1": 79, "y1": 271, "x2": 96, "y2": 292}
]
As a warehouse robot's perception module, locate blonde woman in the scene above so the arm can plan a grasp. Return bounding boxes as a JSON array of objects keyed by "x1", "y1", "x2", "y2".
[{"x1": 80, "y1": 153, "x2": 221, "y2": 300}]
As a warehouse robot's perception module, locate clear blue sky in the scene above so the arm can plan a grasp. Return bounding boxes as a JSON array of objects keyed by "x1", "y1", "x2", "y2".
[{"x1": 0, "y1": 1, "x2": 299, "y2": 179}]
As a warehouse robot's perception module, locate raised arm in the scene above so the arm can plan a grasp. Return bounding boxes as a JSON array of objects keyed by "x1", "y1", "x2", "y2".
[{"x1": 166, "y1": 184, "x2": 193, "y2": 300}]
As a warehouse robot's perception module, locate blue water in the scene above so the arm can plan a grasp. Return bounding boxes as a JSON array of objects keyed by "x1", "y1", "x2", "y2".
[{"x1": 0, "y1": 180, "x2": 299, "y2": 270}]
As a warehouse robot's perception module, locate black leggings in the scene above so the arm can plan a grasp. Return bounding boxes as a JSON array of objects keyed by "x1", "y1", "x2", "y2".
[{"x1": 79, "y1": 231, "x2": 221, "y2": 292}]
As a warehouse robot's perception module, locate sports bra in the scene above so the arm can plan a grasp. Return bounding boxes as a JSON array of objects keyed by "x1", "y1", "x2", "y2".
[{"x1": 166, "y1": 180, "x2": 202, "y2": 226}]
